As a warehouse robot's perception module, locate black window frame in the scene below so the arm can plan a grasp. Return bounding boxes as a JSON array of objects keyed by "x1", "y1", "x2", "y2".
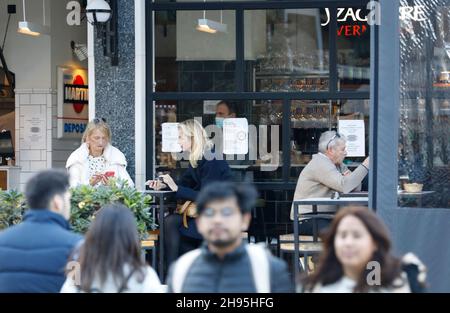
[{"x1": 146, "y1": 0, "x2": 371, "y2": 189}]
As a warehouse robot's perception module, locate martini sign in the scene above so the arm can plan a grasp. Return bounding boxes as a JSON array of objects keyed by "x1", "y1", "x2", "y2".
[{"x1": 57, "y1": 67, "x2": 89, "y2": 139}]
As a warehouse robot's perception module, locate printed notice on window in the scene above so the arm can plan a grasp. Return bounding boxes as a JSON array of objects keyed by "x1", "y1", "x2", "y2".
[
  {"x1": 161, "y1": 123, "x2": 182, "y2": 152},
  {"x1": 223, "y1": 118, "x2": 248, "y2": 155},
  {"x1": 338, "y1": 120, "x2": 365, "y2": 157}
]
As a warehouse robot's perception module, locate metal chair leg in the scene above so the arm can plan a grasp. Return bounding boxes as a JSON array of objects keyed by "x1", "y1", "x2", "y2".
[{"x1": 151, "y1": 247, "x2": 157, "y2": 269}]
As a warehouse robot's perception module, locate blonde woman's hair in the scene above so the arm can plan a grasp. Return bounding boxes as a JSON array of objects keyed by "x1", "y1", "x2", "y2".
[
  {"x1": 178, "y1": 119, "x2": 213, "y2": 168},
  {"x1": 81, "y1": 119, "x2": 112, "y2": 144}
]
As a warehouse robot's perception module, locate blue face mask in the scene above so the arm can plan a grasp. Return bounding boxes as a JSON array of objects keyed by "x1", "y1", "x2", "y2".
[{"x1": 215, "y1": 117, "x2": 225, "y2": 128}]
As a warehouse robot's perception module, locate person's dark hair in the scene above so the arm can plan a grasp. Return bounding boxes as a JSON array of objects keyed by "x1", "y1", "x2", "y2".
[
  {"x1": 217, "y1": 100, "x2": 236, "y2": 116},
  {"x1": 77, "y1": 203, "x2": 146, "y2": 292},
  {"x1": 196, "y1": 182, "x2": 257, "y2": 215},
  {"x1": 25, "y1": 169, "x2": 70, "y2": 209},
  {"x1": 301, "y1": 207, "x2": 404, "y2": 293}
]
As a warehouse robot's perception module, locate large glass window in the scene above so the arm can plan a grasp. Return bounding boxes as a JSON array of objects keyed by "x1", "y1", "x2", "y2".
[
  {"x1": 155, "y1": 10, "x2": 236, "y2": 92},
  {"x1": 289, "y1": 99, "x2": 370, "y2": 181},
  {"x1": 150, "y1": 2, "x2": 371, "y2": 185},
  {"x1": 337, "y1": 6, "x2": 371, "y2": 91},
  {"x1": 245, "y1": 9, "x2": 330, "y2": 92},
  {"x1": 154, "y1": 99, "x2": 284, "y2": 183},
  {"x1": 398, "y1": 0, "x2": 450, "y2": 208}
]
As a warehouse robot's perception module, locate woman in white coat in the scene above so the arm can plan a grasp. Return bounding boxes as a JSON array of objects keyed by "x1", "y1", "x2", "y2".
[{"x1": 66, "y1": 118, "x2": 134, "y2": 187}]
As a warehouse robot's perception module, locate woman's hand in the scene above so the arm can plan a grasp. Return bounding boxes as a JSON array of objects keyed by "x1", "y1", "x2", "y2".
[
  {"x1": 90, "y1": 173, "x2": 105, "y2": 186},
  {"x1": 145, "y1": 179, "x2": 167, "y2": 190},
  {"x1": 159, "y1": 174, "x2": 178, "y2": 192}
]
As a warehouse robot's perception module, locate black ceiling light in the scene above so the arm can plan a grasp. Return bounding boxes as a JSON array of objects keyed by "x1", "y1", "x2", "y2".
[{"x1": 86, "y1": 0, "x2": 118, "y2": 66}]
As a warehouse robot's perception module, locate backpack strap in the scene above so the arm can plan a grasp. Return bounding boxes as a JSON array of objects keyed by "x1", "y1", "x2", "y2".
[
  {"x1": 246, "y1": 243, "x2": 271, "y2": 293},
  {"x1": 171, "y1": 249, "x2": 203, "y2": 293}
]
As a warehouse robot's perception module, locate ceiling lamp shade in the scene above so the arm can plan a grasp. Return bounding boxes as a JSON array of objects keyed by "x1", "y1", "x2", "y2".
[
  {"x1": 18, "y1": 21, "x2": 49, "y2": 36},
  {"x1": 196, "y1": 18, "x2": 227, "y2": 34},
  {"x1": 17, "y1": 0, "x2": 49, "y2": 37},
  {"x1": 86, "y1": 0, "x2": 112, "y2": 24}
]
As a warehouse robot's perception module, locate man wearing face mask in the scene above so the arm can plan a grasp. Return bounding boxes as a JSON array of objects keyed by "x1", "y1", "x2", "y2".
[
  {"x1": 213, "y1": 101, "x2": 251, "y2": 181},
  {"x1": 215, "y1": 101, "x2": 236, "y2": 128}
]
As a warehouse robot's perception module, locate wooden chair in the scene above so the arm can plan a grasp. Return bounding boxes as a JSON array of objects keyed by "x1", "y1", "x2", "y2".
[
  {"x1": 141, "y1": 230, "x2": 159, "y2": 269},
  {"x1": 279, "y1": 233, "x2": 323, "y2": 273}
]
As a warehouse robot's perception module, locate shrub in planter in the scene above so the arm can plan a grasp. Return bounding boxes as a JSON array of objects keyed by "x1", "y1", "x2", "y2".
[
  {"x1": 70, "y1": 179, "x2": 156, "y2": 239},
  {"x1": 0, "y1": 179, "x2": 156, "y2": 240},
  {"x1": 0, "y1": 190, "x2": 26, "y2": 230}
]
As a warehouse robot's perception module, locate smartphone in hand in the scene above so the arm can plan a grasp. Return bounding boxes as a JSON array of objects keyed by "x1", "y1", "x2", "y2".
[{"x1": 104, "y1": 171, "x2": 115, "y2": 178}]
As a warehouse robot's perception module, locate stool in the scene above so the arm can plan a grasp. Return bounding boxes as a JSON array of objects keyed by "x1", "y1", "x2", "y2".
[
  {"x1": 141, "y1": 231, "x2": 159, "y2": 269},
  {"x1": 279, "y1": 234, "x2": 322, "y2": 273}
]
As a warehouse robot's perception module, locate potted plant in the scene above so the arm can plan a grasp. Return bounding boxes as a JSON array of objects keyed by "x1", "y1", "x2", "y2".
[
  {"x1": 69, "y1": 178, "x2": 156, "y2": 239},
  {"x1": 0, "y1": 190, "x2": 26, "y2": 231}
]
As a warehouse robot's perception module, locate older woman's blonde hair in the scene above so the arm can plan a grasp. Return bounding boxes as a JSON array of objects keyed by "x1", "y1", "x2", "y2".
[
  {"x1": 81, "y1": 119, "x2": 112, "y2": 144},
  {"x1": 178, "y1": 119, "x2": 213, "y2": 168}
]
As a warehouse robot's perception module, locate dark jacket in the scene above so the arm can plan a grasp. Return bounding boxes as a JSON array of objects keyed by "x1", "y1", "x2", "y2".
[
  {"x1": 167, "y1": 242, "x2": 293, "y2": 293},
  {"x1": 0, "y1": 209, "x2": 82, "y2": 293},
  {"x1": 176, "y1": 156, "x2": 232, "y2": 239}
]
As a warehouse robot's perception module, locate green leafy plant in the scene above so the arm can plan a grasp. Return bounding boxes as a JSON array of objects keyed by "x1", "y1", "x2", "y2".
[
  {"x1": 0, "y1": 179, "x2": 156, "y2": 240},
  {"x1": 0, "y1": 190, "x2": 26, "y2": 230},
  {"x1": 70, "y1": 178, "x2": 156, "y2": 239}
]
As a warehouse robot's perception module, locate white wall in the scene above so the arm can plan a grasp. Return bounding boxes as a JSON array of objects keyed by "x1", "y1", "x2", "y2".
[
  {"x1": 0, "y1": 0, "x2": 87, "y2": 189},
  {"x1": 0, "y1": 0, "x2": 51, "y2": 89},
  {"x1": 50, "y1": 0, "x2": 87, "y2": 169}
]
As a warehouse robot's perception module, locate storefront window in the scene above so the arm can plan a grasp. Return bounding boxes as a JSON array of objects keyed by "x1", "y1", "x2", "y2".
[
  {"x1": 398, "y1": 0, "x2": 450, "y2": 208},
  {"x1": 244, "y1": 9, "x2": 330, "y2": 92},
  {"x1": 155, "y1": 10, "x2": 236, "y2": 92},
  {"x1": 289, "y1": 99, "x2": 369, "y2": 181},
  {"x1": 337, "y1": 6, "x2": 371, "y2": 91},
  {"x1": 154, "y1": 99, "x2": 283, "y2": 183}
]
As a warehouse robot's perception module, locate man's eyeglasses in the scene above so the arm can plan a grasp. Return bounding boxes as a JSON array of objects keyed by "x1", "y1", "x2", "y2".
[
  {"x1": 326, "y1": 132, "x2": 341, "y2": 150},
  {"x1": 93, "y1": 117, "x2": 106, "y2": 124},
  {"x1": 202, "y1": 207, "x2": 237, "y2": 218}
]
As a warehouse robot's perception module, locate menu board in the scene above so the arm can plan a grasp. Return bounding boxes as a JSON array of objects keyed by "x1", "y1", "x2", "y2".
[{"x1": 338, "y1": 120, "x2": 365, "y2": 157}]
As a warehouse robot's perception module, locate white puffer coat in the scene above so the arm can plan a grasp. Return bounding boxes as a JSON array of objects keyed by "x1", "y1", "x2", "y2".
[{"x1": 65, "y1": 143, "x2": 134, "y2": 187}]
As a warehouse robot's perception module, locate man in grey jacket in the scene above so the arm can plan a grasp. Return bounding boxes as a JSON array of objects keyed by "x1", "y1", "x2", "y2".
[
  {"x1": 291, "y1": 130, "x2": 370, "y2": 234},
  {"x1": 167, "y1": 182, "x2": 293, "y2": 293}
]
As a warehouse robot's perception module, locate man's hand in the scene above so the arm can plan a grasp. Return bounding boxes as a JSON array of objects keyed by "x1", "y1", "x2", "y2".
[{"x1": 363, "y1": 156, "x2": 370, "y2": 169}]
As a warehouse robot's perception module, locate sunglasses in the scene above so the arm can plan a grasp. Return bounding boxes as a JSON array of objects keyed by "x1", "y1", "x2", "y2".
[
  {"x1": 326, "y1": 132, "x2": 341, "y2": 150},
  {"x1": 93, "y1": 117, "x2": 106, "y2": 124}
]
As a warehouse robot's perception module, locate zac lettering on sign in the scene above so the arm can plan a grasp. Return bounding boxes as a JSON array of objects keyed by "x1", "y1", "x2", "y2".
[{"x1": 321, "y1": 3, "x2": 427, "y2": 31}]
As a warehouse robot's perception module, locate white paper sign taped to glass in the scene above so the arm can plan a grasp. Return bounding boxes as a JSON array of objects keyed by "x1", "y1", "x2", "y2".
[
  {"x1": 162, "y1": 123, "x2": 182, "y2": 152},
  {"x1": 223, "y1": 118, "x2": 249, "y2": 155},
  {"x1": 338, "y1": 120, "x2": 365, "y2": 157}
]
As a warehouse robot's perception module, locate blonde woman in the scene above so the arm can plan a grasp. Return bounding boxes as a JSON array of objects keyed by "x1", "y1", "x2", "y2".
[
  {"x1": 146, "y1": 119, "x2": 232, "y2": 268},
  {"x1": 66, "y1": 118, "x2": 134, "y2": 187}
]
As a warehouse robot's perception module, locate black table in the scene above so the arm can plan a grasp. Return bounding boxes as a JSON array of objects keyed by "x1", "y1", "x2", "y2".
[
  {"x1": 292, "y1": 197, "x2": 369, "y2": 279},
  {"x1": 398, "y1": 190, "x2": 435, "y2": 207},
  {"x1": 142, "y1": 190, "x2": 175, "y2": 281}
]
